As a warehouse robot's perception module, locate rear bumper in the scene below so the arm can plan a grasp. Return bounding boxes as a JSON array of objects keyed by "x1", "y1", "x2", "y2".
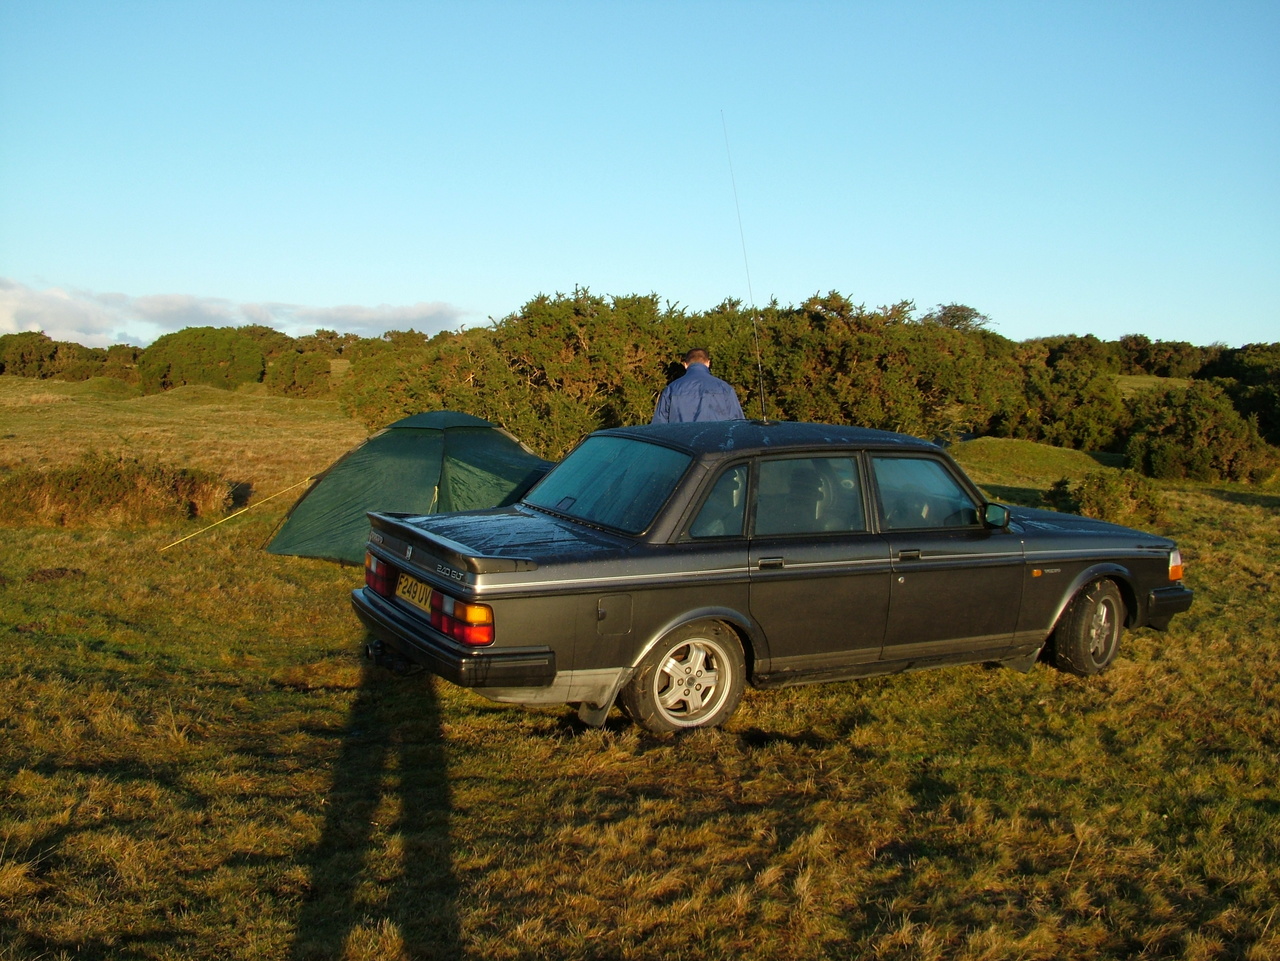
[
  {"x1": 350, "y1": 588, "x2": 556, "y2": 688},
  {"x1": 1146, "y1": 585, "x2": 1194, "y2": 630}
]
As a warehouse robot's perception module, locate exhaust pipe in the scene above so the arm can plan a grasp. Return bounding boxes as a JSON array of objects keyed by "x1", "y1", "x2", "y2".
[{"x1": 365, "y1": 639, "x2": 416, "y2": 675}]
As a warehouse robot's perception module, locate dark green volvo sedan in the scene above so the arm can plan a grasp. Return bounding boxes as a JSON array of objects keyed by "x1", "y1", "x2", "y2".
[{"x1": 352, "y1": 421, "x2": 1193, "y2": 732}]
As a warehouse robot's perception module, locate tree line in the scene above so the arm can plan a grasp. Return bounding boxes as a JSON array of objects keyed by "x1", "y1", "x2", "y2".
[{"x1": 3, "y1": 290, "x2": 1276, "y2": 482}]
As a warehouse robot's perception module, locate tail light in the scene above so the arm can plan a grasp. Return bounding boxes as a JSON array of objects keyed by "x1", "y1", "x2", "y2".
[
  {"x1": 429, "y1": 591, "x2": 494, "y2": 646},
  {"x1": 367, "y1": 551, "x2": 494, "y2": 646},
  {"x1": 366, "y1": 552, "x2": 396, "y2": 597},
  {"x1": 1168, "y1": 549, "x2": 1184, "y2": 582}
]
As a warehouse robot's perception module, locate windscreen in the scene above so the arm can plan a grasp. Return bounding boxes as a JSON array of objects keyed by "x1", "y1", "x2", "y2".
[{"x1": 524, "y1": 436, "x2": 693, "y2": 534}]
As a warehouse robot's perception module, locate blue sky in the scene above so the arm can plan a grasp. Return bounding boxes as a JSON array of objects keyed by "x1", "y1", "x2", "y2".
[{"x1": 2, "y1": 1, "x2": 1277, "y2": 348}]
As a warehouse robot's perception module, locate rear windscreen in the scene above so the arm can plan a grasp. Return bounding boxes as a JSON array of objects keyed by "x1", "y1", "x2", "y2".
[{"x1": 524, "y1": 436, "x2": 692, "y2": 534}]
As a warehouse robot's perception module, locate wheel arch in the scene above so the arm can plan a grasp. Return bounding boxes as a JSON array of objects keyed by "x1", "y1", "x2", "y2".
[
  {"x1": 1049, "y1": 563, "x2": 1137, "y2": 634},
  {"x1": 631, "y1": 606, "x2": 764, "y2": 680}
]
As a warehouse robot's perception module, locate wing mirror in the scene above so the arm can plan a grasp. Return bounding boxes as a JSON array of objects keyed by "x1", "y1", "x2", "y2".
[{"x1": 983, "y1": 503, "x2": 1010, "y2": 529}]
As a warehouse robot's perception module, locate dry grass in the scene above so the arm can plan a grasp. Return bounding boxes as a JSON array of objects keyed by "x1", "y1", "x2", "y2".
[
  {"x1": 1, "y1": 376, "x2": 1278, "y2": 960},
  {"x1": 0, "y1": 375, "x2": 369, "y2": 500},
  {"x1": 0, "y1": 454, "x2": 231, "y2": 526}
]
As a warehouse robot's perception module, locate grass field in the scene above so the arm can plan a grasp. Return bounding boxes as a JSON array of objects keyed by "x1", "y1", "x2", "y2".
[{"x1": 2, "y1": 375, "x2": 1278, "y2": 960}]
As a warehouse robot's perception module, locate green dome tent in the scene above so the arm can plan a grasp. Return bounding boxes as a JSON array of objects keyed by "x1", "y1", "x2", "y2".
[{"x1": 266, "y1": 410, "x2": 552, "y2": 564}]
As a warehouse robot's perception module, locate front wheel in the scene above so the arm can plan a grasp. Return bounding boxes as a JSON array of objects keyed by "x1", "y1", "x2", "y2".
[
  {"x1": 620, "y1": 621, "x2": 745, "y2": 733},
  {"x1": 1053, "y1": 579, "x2": 1125, "y2": 676}
]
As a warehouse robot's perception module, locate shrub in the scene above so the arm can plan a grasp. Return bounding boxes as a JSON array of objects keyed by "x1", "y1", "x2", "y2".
[
  {"x1": 1077, "y1": 470, "x2": 1163, "y2": 526},
  {"x1": 0, "y1": 455, "x2": 231, "y2": 527},
  {"x1": 136, "y1": 327, "x2": 265, "y2": 393},
  {"x1": 1018, "y1": 357, "x2": 1127, "y2": 451},
  {"x1": 266, "y1": 351, "x2": 332, "y2": 397},
  {"x1": 337, "y1": 291, "x2": 1041, "y2": 456},
  {"x1": 101, "y1": 344, "x2": 142, "y2": 383},
  {"x1": 1199, "y1": 342, "x2": 1280, "y2": 446},
  {"x1": 1125, "y1": 380, "x2": 1274, "y2": 481},
  {"x1": 235, "y1": 324, "x2": 297, "y2": 360},
  {"x1": 1042, "y1": 470, "x2": 1163, "y2": 527},
  {"x1": 0, "y1": 331, "x2": 61, "y2": 377}
]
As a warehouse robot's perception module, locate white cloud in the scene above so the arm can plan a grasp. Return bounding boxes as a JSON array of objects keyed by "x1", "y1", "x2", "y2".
[{"x1": 0, "y1": 278, "x2": 470, "y2": 347}]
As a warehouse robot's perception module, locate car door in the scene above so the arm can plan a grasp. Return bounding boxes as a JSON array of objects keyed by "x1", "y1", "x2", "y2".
[
  {"x1": 871, "y1": 453, "x2": 1023, "y2": 662},
  {"x1": 744, "y1": 454, "x2": 892, "y2": 673}
]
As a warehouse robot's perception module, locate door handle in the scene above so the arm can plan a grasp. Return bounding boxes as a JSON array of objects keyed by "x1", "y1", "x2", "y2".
[
  {"x1": 898, "y1": 549, "x2": 921, "y2": 561},
  {"x1": 758, "y1": 556, "x2": 785, "y2": 570}
]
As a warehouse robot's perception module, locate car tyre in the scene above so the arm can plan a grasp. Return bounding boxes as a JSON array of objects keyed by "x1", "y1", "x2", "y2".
[
  {"x1": 620, "y1": 621, "x2": 745, "y2": 733},
  {"x1": 1053, "y1": 579, "x2": 1125, "y2": 676}
]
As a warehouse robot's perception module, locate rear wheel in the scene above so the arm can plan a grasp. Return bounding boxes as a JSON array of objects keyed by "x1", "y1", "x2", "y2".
[
  {"x1": 620, "y1": 621, "x2": 745, "y2": 733},
  {"x1": 1053, "y1": 579, "x2": 1125, "y2": 676}
]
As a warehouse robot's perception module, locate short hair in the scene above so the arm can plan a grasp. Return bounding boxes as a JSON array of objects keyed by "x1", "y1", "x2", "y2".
[{"x1": 683, "y1": 348, "x2": 711, "y2": 365}]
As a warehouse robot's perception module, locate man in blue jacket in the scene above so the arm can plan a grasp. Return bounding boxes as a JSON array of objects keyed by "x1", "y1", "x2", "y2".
[{"x1": 651, "y1": 348, "x2": 746, "y2": 424}]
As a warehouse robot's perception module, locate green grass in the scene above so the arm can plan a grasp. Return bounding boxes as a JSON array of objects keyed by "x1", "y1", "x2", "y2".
[
  {"x1": 949, "y1": 437, "x2": 1115, "y2": 507},
  {"x1": 2, "y1": 378, "x2": 1279, "y2": 960},
  {"x1": 1115, "y1": 374, "x2": 1191, "y2": 398}
]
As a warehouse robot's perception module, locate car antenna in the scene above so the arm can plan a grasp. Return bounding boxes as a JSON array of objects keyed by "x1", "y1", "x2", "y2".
[{"x1": 722, "y1": 110, "x2": 769, "y2": 423}]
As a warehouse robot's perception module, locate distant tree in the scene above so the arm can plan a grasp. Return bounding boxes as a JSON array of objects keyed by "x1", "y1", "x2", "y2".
[
  {"x1": 920, "y1": 303, "x2": 991, "y2": 333},
  {"x1": 0, "y1": 332, "x2": 144, "y2": 381},
  {"x1": 332, "y1": 289, "x2": 1277, "y2": 474}
]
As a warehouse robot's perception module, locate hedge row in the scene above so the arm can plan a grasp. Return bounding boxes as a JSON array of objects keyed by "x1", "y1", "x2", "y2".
[{"x1": 3, "y1": 291, "x2": 1276, "y2": 481}]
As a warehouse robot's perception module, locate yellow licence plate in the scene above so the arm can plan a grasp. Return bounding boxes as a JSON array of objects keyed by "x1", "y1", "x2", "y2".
[{"x1": 395, "y1": 572, "x2": 433, "y2": 613}]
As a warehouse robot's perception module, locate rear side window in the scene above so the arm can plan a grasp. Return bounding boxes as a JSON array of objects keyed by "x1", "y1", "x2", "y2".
[
  {"x1": 689, "y1": 465, "x2": 748, "y2": 538},
  {"x1": 754, "y1": 456, "x2": 866, "y2": 536},
  {"x1": 872, "y1": 456, "x2": 979, "y2": 530},
  {"x1": 525, "y1": 436, "x2": 692, "y2": 534}
]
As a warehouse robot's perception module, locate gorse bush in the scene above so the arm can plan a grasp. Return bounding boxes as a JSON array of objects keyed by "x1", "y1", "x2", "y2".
[
  {"x1": 136, "y1": 326, "x2": 265, "y2": 394},
  {"x1": 0, "y1": 454, "x2": 230, "y2": 526},
  {"x1": 1201, "y1": 341, "x2": 1280, "y2": 446},
  {"x1": 1045, "y1": 469, "x2": 1165, "y2": 528},
  {"x1": 335, "y1": 290, "x2": 1107, "y2": 458},
  {"x1": 337, "y1": 290, "x2": 1265, "y2": 464},
  {"x1": 265, "y1": 350, "x2": 332, "y2": 397},
  {"x1": 1125, "y1": 381, "x2": 1274, "y2": 482},
  {"x1": 5, "y1": 294, "x2": 1279, "y2": 477}
]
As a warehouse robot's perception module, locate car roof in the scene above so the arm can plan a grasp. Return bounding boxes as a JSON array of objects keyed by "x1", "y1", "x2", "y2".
[{"x1": 596, "y1": 420, "x2": 941, "y2": 456}]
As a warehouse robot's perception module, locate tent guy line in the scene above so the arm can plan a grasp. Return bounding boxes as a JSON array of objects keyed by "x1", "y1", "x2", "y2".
[{"x1": 158, "y1": 475, "x2": 315, "y2": 553}]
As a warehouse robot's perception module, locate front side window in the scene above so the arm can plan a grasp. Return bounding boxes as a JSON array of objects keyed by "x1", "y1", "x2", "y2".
[
  {"x1": 524, "y1": 436, "x2": 692, "y2": 534},
  {"x1": 754, "y1": 456, "x2": 866, "y2": 536},
  {"x1": 872, "y1": 456, "x2": 979, "y2": 530}
]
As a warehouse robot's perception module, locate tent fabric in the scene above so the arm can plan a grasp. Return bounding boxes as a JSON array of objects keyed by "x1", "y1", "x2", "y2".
[{"x1": 266, "y1": 411, "x2": 551, "y2": 564}]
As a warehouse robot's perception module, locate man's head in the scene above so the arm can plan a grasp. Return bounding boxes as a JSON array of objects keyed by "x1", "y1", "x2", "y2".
[{"x1": 682, "y1": 347, "x2": 711, "y2": 368}]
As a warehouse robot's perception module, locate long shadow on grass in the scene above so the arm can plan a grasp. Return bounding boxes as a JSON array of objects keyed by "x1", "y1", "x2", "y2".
[
  {"x1": 1209, "y1": 488, "x2": 1280, "y2": 511},
  {"x1": 290, "y1": 664, "x2": 461, "y2": 960},
  {"x1": 978, "y1": 484, "x2": 1043, "y2": 507}
]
